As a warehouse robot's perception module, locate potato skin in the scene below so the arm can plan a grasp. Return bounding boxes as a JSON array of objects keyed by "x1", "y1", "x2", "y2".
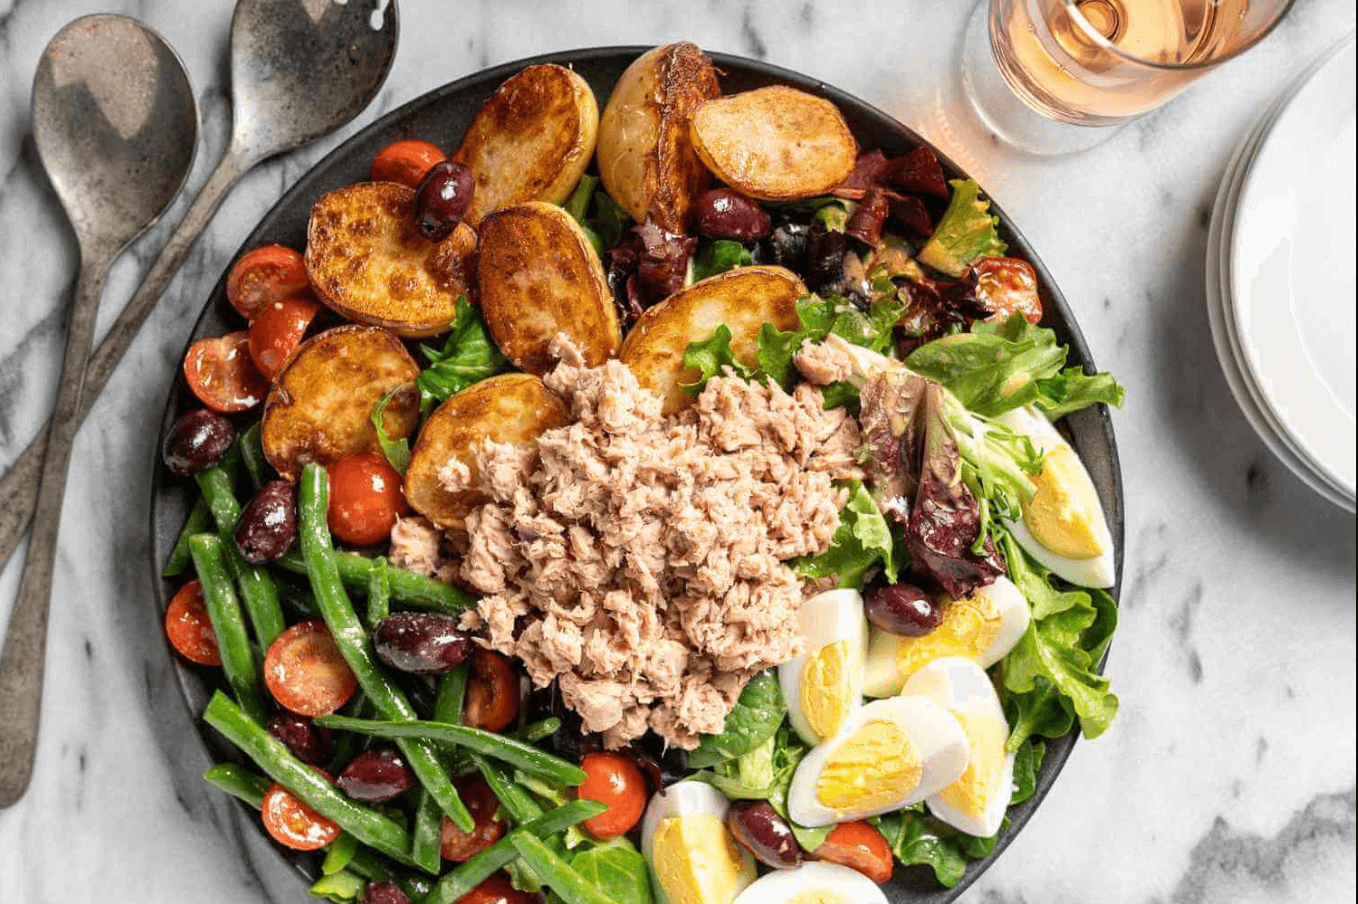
[
  {"x1": 261, "y1": 325, "x2": 420, "y2": 482},
  {"x1": 305, "y1": 182, "x2": 476, "y2": 338},
  {"x1": 476, "y1": 201, "x2": 621, "y2": 376},
  {"x1": 597, "y1": 42, "x2": 721, "y2": 233},
  {"x1": 451, "y1": 64, "x2": 599, "y2": 227},
  {"x1": 404, "y1": 374, "x2": 570, "y2": 530},
  {"x1": 619, "y1": 266, "x2": 806, "y2": 414}
]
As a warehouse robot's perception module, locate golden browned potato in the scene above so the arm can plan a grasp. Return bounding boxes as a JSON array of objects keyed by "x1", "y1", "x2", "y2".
[
  {"x1": 619, "y1": 266, "x2": 805, "y2": 414},
  {"x1": 261, "y1": 325, "x2": 420, "y2": 481},
  {"x1": 476, "y1": 201, "x2": 621, "y2": 376},
  {"x1": 404, "y1": 374, "x2": 570, "y2": 530},
  {"x1": 305, "y1": 182, "x2": 475, "y2": 338},
  {"x1": 597, "y1": 42, "x2": 721, "y2": 232},
  {"x1": 689, "y1": 85, "x2": 858, "y2": 201},
  {"x1": 450, "y1": 64, "x2": 599, "y2": 227}
]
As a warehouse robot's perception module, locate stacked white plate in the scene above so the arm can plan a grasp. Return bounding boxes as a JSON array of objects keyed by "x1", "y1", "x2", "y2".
[{"x1": 1206, "y1": 34, "x2": 1357, "y2": 512}]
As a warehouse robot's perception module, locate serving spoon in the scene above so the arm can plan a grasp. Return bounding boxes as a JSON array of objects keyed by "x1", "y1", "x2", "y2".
[
  {"x1": 0, "y1": 0, "x2": 400, "y2": 576},
  {"x1": 0, "y1": 15, "x2": 199, "y2": 808},
  {"x1": 0, "y1": 0, "x2": 399, "y2": 807}
]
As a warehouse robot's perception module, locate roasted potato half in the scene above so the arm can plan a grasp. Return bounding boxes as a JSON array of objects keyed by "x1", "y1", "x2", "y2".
[
  {"x1": 404, "y1": 374, "x2": 570, "y2": 530},
  {"x1": 261, "y1": 325, "x2": 420, "y2": 481},
  {"x1": 450, "y1": 64, "x2": 599, "y2": 227},
  {"x1": 597, "y1": 42, "x2": 721, "y2": 232},
  {"x1": 477, "y1": 201, "x2": 621, "y2": 375},
  {"x1": 306, "y1": 182, "x2": 476, "y2": 338},
  {"x1": 620, "y1": 266, "x2": 805, "y2": 414},
  {"x1": 690, "y1": 86, "x2": 858, "y2": 201}
]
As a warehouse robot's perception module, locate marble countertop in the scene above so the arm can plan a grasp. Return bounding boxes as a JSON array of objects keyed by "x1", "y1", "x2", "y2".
[{"x1": 0, "y1": 0, "x2": 1354, "y2": 901}]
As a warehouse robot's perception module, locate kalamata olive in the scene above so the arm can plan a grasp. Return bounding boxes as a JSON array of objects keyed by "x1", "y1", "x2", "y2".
[
  {"x1": 372, "y1": 612, "x2": 472, "y2": 675},
  {"x1": 805, "y1": 224, "x2": 848, "y2": 294},
  {"x1": 864, "y1": 582, "x2": 943, "y2": 637},
  {"x1": 693, "y1": 188, "x2": 772, "y2": 242},
  {"x1": 162, "y1": 408, "x2": 235, "y2": 476},
  {"x1": 727, "y1": 800, "x2": 804, "y2": 869},
  {"x1": 413, "y1": 160, "x2": 474, "y2": 241},
  {"x1": 357, "y1": 881, "x2": 410, "y2": 904},
  {"x1": 337, "y1": 745, "x2": 415, "y2": 802},
  {"x1": 266, "y1": 714, "x2": 332, "y2": 767},
  {"x1": 235, "y1": 479, "x2": 298, "y2": 564},
  {"x1": 754, "y1": 221, "x2": 809, "y2": 271}
]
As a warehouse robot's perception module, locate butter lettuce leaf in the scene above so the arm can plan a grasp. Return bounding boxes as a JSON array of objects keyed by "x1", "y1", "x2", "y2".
[
  {"x1": 568, "y1": 839, "x2": 653, "y2": 904},
  {"x1": 793, "y1": 481, "x2": 900, "y2": 590},
  {"x1": 874, "y1": 810, "x2": 997, "y2": 888},
  {"x1": 917, "y1": 179, "x2": 1007, "y2": 277},
  {"x1": 692, "y1": 239, "x2": 754, "y2": 282},
  {"x1": 415, "y1": 296, "x2": 510, "y2": 413},
  {"x1": 687, "y1": 672, "x2": 786, "y2": 769}
]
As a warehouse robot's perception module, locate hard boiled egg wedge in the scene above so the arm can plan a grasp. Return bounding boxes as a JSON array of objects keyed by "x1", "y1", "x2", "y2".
[
  {"x1": 998, "y1": 405, "x2": 1116, "y2": 589},
  {"x1": 732, "y1": 862, "x2": 889, "y2": 904},
  {"x1": 641, "y1": 781, "x2": 756, "y2": 904},
  {"x1": 778, "y1": 589, "x2": 869, "y2": 746},
  {"x1": 862, "y1": 576, "x2": 1030, "y2": 698},
  {"x1": 787, "y1": 695, "x2": 969, "y2": 828},
  {"x1": 904, "y1": 657, "x2": 1014, "y2": 838}
]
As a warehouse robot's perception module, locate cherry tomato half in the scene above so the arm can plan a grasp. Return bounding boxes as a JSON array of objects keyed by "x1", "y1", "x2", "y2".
[
  {"x1": 326, "y1": 452, "x2": 410, "y2": 547},
  {"x1": 261, "y1": 778, "x2": 341, "y2": 851},
  {"x1": 164, "y1": 579, "x2": 220, "y2": 666},
  {"x1": 812, "y1": 820, "x2": 894, "y2": 884},
  {"x1": 453, "y1": 872, "x2": 537, "y2": 904},
  {"x1": 184, "y1": 331, "x2": 270, "y2": 413},
  {"x1": 973, "y1": 256, "x2": 1042, "y2": 325},
  {"x1": 439, "y1": 773, "x2": 506, "y2": 862},
  {"x1": 577, "y1": 752, "x2": 647, "y2": 839},
  {"x1": 371, "y1": 139, "x2": 447, "y2": 189},
  {"x1": 248, "y1": 294, "x2": 322, "y2": 379},
  {"x1": 226, "y1": 245, "x2": 310, "y2": 321},
  {"x1": 264, "y1": 620, "x2": 358, "y2": 717},
  {"x1": 463, "y1": 649, "x2": 520, "y2": 733}
]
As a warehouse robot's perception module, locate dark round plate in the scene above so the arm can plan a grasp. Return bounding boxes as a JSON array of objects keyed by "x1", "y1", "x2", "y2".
[{"x1": 151, "y1": 46, "x2": 1123, "y2": 902}]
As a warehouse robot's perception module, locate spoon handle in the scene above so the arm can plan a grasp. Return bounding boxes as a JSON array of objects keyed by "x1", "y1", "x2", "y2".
[
  {"x1": 0, "y1": 257, "x2": 111, "y2": 808},
  {"x1": 0, "y1": 151, "x2": 251, "y2": 578}
]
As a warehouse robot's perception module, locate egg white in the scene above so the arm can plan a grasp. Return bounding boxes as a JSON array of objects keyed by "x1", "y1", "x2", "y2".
[
  {"x1": 732, "y1": 861, "x2": 889, "y2": 904},
  {"x1": 640, "y1": 781, "x2": 755, "y2": 904},
  {"x1": 778, "y1": 589, "x2": 869, "y2": 746},
  {"x1": 904, "y1": 657, "x2": 1015, "y2": 838},
  {"x1": 787, "y1": 695, "x2": 970, "y2": 827},
  {"x1": 861, "y1": 577, "x2": 1031, "y2": 697},
  {"x1": 999, "y1": 406, "x2": 1116, "y2": 589}
]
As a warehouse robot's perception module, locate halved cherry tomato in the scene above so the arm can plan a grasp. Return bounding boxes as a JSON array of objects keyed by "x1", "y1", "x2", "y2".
[
  {"x1": 264, "y1": 620, "x2": 358, "y2": 717},
  {"x1": 371, "y1": 139, "x2": 447, "y2": 189},
  {"x1": 812, "y1": 820, "x2": 894, "y2": 884},
  {"x1": 973, "y1": 256, "x2": 1042, "y2": 324},
  {"x1": 577, "y1": 752, "x2": 647, "y2": 839},
  {"x1": 184, "y1": 331, "x2": 270, "y2": 413},
  {"x1": 261, "y1": 777, "x2": 341, "y2": 850},
  {"x1": 453, "y1": 872, "x2": 537, "y2": 904},
  {"x1": 463, "y1": 649, "x2": 520, "y2": 733},
  {"x1": 248, "y1": 294, "x2": 323, "y2": 379},
  {"x1": 164, "y1": 579, "x2": 220, "y2": 666},
  {"x1": 439, "y1": 773, "x2": 506, "y2": 862},
  {"x1": 327, "y1": 452, "x2": 410, "y2": 547},
  {"x1": 226, "y1": 245, "x2": 310, "y2": 320}
]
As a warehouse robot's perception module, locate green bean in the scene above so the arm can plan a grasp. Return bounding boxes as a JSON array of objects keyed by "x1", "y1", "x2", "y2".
[
  {"x1": 410, "y1": 790, "x2": 444, "y2": 875},
  {"x1": 195, "y1": 467, "x2": 286, "y2": 649},
  {"x1": 507, "y1": 831, "x2": 619, "y2": 904},
  {"x1": 366, "y1": 556, "x2": 391, "y2": 632},
  {"x1": 238, "y1": 421, "x2": 269, "y2": 492},
  {"x1": 313, "y1": 716, "x2": 588, "y2": 787},
  {"x1": 411, "y1": 663, "x2": 470, "y2": 871},
  {"x1": 298, "y1": 464, "x2": 475, "y2": 834},
  {"x1": 516, "y1": 717, "x2": 561, "y2": 744},
  {"x1": 321, "y1": 832, "x2": 360, "y2": 875},
  {"x1": 162, "y1": 497, "x2": 212, "y2": 578},
  {"x1": 347, "y1": 846, "x2": 395, "y2": 883},
  {"x1": 276, "y1": 549, "x2": 475, "y2": 613},
  {"x1": 473, "y1": 754, "x2": 542, "y2": 824},
  {"x1": 434, "y1": 665, "x2": 468, "y2": 725},
  {"x1": 189, "y1": 535, "x2": 266, "y2": 724},
  {"x1": 418, "y1": 800, "x2": 606, "y2": 904},
  {"x1": 204, "y1": 691, "x2": 418, "y2": 868},
  {"x1": 203, "y1": 763, "x2": 270, "y2": 809}
]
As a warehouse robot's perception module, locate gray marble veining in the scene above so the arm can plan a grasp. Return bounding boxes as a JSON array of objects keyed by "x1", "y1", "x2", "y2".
[{"x1": 0, "y1": 1, "x2": 1354, "y2": 902}]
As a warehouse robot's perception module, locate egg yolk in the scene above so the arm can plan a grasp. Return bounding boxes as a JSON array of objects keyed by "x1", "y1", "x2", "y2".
[
  {"x1": 651, "y1": 815, "x2": 747, "y2": 904},
  {"x1": 1024, "y1": 445, "x2": 1107, "y2": 559},
  {"x1": 816, "y1": 719, "x2": 922, "y2": 812},
  {"x1": 802, "y1": 640, "x2": 854, "y2": 740},
  {"x1": 895, "y1": 592, "x2": 1002, "y2": 680},
  {"x1": 937, "y1": 706, "x2": 1007, "y2": 818},
  {"x1": 788, "y1": 892, "x2": 854, "y2": 904}
]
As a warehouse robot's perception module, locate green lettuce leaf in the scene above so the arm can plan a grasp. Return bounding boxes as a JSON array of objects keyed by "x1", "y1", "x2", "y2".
[
  {"x1": 415, "y1": 296, "x2": 510, "y2": 413},
  {"x1": 1035, "y1": 368, "x2": 1126, "y2": 419},
  {"x1": 917, "y1": 179, "x2": 1007, "y2": 277},
  {"x1": 1009, "y1": 738, "x2": 1046, "y2": 805},
  {"x1": 568, "y1": 839, "x2": 653, "y2": 904},
  {"x1": 565, "y1": 174, "x2": 628, "y2": 256},
  {"x1": 369, "y1": 387, "x2": 411, "y2": 473},
  {"x1": 692, "y1": 239, "x2": 754, "y2": 282},
  {"x1": 793, "y1": 481, "x2": 899, "y2": 590},
  {"x1": 874, "y1": 810, "x2": 997, "y2": 888},
  {"x1": 687, "y1": 672, "x2": 786, "y2": 768}
]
